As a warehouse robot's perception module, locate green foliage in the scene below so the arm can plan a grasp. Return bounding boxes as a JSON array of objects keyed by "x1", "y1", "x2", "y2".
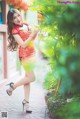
[
  {"x1": 32, "y1": 0, "x2": 80, "y2": 95},
  {"x1": 53, "y1": 47, "x2": 80, "y2": 95},
  {"x1": 47, "y1": 95, "x2": 80, "y2": 119},
  {"x1": 57, "y1": 98, "x2": 80, "y2": 119},
  {"x1": 32, "y1": 1, "x2": 80, "y2": 118},
  {"x1": 58, "y1": 4, "x2": 80, "y2": 41},
  {"x1": 46, "y1": 94, "x2": 66, "y2": 119},
  {"x1": 44, "y1": 71, "x2": 57, "y2": 90}
]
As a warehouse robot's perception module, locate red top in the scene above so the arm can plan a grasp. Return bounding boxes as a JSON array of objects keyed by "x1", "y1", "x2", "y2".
[{"x1": 12, "y1": 23, "x2": 35, "y2": 61}]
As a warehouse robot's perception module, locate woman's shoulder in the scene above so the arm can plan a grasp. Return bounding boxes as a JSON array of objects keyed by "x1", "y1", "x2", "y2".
[{"x1": 12, "y1": 26, "x2": 20, "y2": 34}]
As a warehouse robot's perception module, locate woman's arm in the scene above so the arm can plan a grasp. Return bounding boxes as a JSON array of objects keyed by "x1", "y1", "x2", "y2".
[{"x1": 13, "y1": 29, "x2": 39, "y2": 48}]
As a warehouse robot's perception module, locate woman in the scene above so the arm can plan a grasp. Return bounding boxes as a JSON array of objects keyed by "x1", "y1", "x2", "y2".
[{"x1": 6, "y1": 8, "x2": 39, "y2": 113}]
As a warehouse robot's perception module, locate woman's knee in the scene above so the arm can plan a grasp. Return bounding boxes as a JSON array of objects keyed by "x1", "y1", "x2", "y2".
[
  {"x1": 30, "y1": 73, "x2": 36, "y2": 82},
  {"x1": 25, "y1": 71, "x2": 36, "y2": 82}
]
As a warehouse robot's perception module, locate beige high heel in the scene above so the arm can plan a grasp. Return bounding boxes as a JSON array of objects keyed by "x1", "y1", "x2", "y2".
[
  {"x1": 6, "y1": 82, "x2": 14, "y2": 96},
  {"x1": 22, "y1": 99, "x2": 32, "y2": 113}
]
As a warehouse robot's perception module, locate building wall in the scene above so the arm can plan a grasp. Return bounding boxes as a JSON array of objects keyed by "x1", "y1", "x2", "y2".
[
  {"x1": 0, "y1": 0, "x2": 21, "y2": 80},
  {"x1": 0, "y1": 33, "x2": 4, "y2": 80},
  {"x1": 0, "y1": 0, "x2": 7, "y2": 80}
]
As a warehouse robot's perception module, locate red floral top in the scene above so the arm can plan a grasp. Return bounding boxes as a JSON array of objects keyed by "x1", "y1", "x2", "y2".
[{"x1": 12, "y1": 23, "x2": 35, "y2": 61}]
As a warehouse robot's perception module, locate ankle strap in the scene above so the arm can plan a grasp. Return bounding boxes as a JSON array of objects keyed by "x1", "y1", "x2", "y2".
[
  {"x1": 10, "y1": 82, "x2": 14, "y2": 89},
  {"x1": 22, "y1": 99, "x2": 29, "y2": 104}
]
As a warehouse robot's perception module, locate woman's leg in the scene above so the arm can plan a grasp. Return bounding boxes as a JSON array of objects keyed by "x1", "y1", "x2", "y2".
[
  {"x1": 23, "y1": 71, "x2": 35, "y2": 102},
  {"x1": 24, "y1": 83, "x2": 30, "y2": 102},
  {"x1": 22, "y1": 71, "x2": 35, "y2": 112},
  {"x1": 7, "y1": 70, "x2": 35, "y2": 95},
  {"x1": 6, "y1": 68, "x2": 36, "y2": 113},
  {"x1": 6, "y1": 55, "x2": 36, "y2": 97},
  {"x1": 13, "y1": 71, "x2": 35, "y2": 89}
]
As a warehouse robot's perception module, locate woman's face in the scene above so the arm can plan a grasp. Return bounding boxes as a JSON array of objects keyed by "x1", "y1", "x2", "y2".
[{"x1": 12, "y1": 12, "x2": 23, "y2": 26}]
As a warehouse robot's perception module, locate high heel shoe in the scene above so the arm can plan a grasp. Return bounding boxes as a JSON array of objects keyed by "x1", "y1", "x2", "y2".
[
  {"x1": 6, "y1": 82, "x2": 14, "y2": 96},
  {"x1": 22, "y1": 99, "x2": 32, "y2": 113}
]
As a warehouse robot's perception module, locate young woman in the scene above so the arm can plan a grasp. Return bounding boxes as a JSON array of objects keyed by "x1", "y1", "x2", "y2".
[{"x1": 6, "y1": 8, "x2": 39, "y2": 113}]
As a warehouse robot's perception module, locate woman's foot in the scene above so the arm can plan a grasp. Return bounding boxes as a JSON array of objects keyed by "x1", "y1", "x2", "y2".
[
  {"x1": 22, "y1": 99, "x2": 32, "y2": 113},
  {"x1": 6, "y1": 82, "x2": 14, "y2": 96}
]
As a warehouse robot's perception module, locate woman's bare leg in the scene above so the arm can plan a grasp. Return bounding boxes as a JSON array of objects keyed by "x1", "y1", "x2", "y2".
[
  {"x1": 6, "y1": 70, "x2": 35, "y2": 112},
  {"x1": 23, "y1": 83, "x2": 30, "y2": 102},
  {"x1": 23, "y1": 71, "x2": 35, "y2": 102},
  {"x1": 7, "y1": 71, "x2": 35, "y2": 95},
  {"x1": 13, "y1": 71, "x2": 35, "y2": 89}
]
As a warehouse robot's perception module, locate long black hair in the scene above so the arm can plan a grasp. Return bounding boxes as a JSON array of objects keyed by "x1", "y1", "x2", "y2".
[{"x1": 7, "y1": 8, "x2": 19, "y2": 51}]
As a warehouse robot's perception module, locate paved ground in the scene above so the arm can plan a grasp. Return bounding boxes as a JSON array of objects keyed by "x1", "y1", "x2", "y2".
[{"x1": 0, "y1": 57, "x2": 50, "y2": 119}]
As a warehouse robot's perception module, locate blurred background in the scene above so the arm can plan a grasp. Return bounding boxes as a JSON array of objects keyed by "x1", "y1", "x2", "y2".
[{"x1": 0, "y1": 0, "x2": 80, "y2": 119}]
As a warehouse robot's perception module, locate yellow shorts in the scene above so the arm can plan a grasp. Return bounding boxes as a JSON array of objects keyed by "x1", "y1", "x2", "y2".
[{"x1": 21, "y1": 55, "x2": 36, "y2": 71}]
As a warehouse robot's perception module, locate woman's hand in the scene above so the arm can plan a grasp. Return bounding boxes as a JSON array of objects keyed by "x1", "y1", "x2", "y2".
[
  {"x1": 33, "y1": 28, "x2": 39, "y2": 34},
  {"x1": 30, "y1": 28, "x2": 39, "y2": 39}
]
